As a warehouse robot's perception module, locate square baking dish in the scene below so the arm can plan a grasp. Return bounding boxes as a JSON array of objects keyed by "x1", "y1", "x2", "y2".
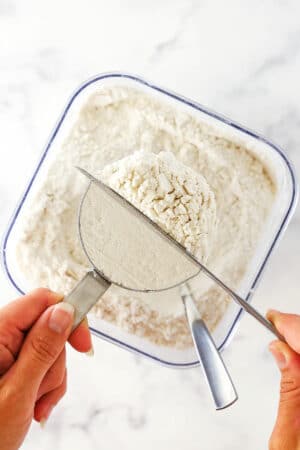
[{"x1": 1, "y1": 73, "x2": 298, "y2": 367}]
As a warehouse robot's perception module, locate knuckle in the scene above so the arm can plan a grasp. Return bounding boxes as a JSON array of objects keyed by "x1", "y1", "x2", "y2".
[
  {"x1": 0, "y1": 382, "x2": 11, "y2": 402},
  {"x1": 281, "y1": 376, "x2": 298, "y2": 394},
  {"x1": 30, "y1": 334, "x2": 58, "y2": 365},
  {"x1": 0, "y1": 380, "x2": 20, "y2": 404},
  {"x1": 279, "y1": 375, "x2": 300, "y2": 402}
]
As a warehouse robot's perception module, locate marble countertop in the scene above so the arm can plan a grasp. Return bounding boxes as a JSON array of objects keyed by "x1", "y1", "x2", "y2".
[{"x1": 0, "y1": 1, "x2": 299, "y2": 449}]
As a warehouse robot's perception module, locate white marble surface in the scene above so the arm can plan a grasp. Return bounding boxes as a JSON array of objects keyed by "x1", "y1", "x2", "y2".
[{"x1": 0, "y1": 1, "x2": 299, "y2": 449}]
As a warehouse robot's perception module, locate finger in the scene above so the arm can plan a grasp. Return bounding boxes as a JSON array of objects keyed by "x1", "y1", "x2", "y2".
[
  {"x1": 34, "y1": 370, "x2": 67, "y2": 423},
  {"x1": 269, "y1": 340, "x2": 300, "y2": 449},
  {"x1": 0, "y1": 343, "x2": 15, "y2": 375},
  {"x1": 68, "y1": 317, "x2": 93, "y2": 353},
  {"x1": 0, "y1": 288, "x2": 63, "y2": 332},
  {"x1": 6, "y1": 303, "x2": 74, "y2": 396},
  {"x1": 267, "y1": 310, "x2": 300, "y2": 353},
  {"x1": 0, "y1": 289, "x2": 63, "y2": 361},
  {"x1": 37, "y1": 348, "x2": 66, "y2": 400}
]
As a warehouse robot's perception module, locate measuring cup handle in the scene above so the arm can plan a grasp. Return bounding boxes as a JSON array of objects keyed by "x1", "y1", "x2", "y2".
[{"x1": 63, "y1": 270, "x2": 110, "y2": 330}]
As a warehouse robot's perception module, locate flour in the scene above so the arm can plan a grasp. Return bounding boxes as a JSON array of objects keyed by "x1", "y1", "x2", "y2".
[
  {"x1": 15, "y1": 85, "x2": 276, "y2": 348},
  {"x1": 100, "y1": 150, "x2": 217, "y2": 264}
]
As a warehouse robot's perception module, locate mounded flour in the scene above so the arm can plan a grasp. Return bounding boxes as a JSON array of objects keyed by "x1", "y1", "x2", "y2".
[
  {"x1": 100, "y1": 150, "x2": 217, "y2": 265},
  {"x1": 15, "y1": 86, "x2": 276, "y2": 348}
]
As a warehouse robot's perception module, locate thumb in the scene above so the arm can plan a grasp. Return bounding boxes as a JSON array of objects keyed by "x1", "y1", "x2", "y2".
[
  {"x1": 267, "y1": 310, "x2": 300, "y2": 354},
  {"x1": 8, "y1": 302, "x2": 74, "y2": 396},
  {"x1": 269, "y1": 340, "x2": 300, "y2": 448}
]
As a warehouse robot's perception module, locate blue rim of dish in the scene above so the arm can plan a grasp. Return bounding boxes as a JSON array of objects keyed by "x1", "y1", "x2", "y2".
[{"x1": 1, "y1": 72, "x2": 298, "y2": 368}]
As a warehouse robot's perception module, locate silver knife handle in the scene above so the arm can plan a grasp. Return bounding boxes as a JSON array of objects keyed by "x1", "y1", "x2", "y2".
[
  {"x1": 191, "y1": 318, "x2": 238, "y2": 409},
  {"x1": 63, "y1": 270, "x2": 110, "y2": 330},
  {"x1": 183, "y1": 292, "x2": 238, "y2": 410}
]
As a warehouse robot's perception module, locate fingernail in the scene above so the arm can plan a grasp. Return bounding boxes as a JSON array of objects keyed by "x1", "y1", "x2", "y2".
[
  {"x1": 85, "y1": 345, "x2": 94, "y2": 357},
  {"x1": 48, "y1": 303, "x2": 74, "y2": 334},
  {"x1": 39, "y1": 405, "x2": 54, "y2": 428},
  {"x1": 40, "y1": 418, "x2": 47, "y2": 428},
  {"x1": 50, "y1": 291, "x2": 65, "y2": 302},
  {"x1": 269, "y1": 342, "x2": 288, "y2": 369},
  {"x1": 267, "y1": 309, "x2": 281, "y2": 326}
]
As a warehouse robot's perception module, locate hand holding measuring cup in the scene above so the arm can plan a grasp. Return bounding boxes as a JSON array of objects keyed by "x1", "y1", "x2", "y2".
[{"x1": 0, "y1": 288, "x2": 92, "y2": 450}]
